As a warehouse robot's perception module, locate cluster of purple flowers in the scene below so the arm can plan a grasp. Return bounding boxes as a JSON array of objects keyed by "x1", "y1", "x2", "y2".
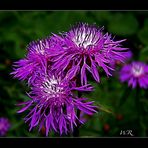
[{"x1": 12, "y1": 23, "x2": 133, "y2": 136}]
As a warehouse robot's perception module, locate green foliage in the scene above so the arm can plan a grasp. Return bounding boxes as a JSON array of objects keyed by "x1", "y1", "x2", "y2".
[
  {"x1": 0, "y1": 11, "x2": 148, "y2": 137},
  {"x1": 139, "y1": 46, "x2": 148, "y2": 61},
  {"x1": 108, "y1": 12, "x2": 139, "y2": 36},
  {"x1": 138, "y1": 19, "x2": 148, "y2": 46}
]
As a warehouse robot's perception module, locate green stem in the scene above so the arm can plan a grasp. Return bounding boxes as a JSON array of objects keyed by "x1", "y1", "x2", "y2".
[
  {"x1": 72, "y1": 72, "x2": 82, "y2": 137},
  {"x1": 135, "y1": 86, "x2": 142, "y2": 136},
  {"x1": 118, "y1": 85, "x2": 131, "y2": 107},
  {"x1": 72, "y1": 91, "x2": 82, "y2": 137},
  {"x1": 135, "y1": 86, "x2": 140, "y2": 113}
]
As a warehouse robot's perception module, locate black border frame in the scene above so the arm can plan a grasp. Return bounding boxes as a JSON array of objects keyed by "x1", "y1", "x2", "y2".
[
  {"x1": 0, "y1": 0, "x2": 148, "y2": 10},
  {"x1": 0, "y1": 0, "x2": 148, "y2": 147}
]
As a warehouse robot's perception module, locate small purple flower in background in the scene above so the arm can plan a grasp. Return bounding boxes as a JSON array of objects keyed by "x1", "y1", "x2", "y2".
[
  {"x1": 11, "y1": 38, "x2": 51, "y2": 85},
  {"x1": 120, "y1": 61, "x2": 148, "y2": 89},
  {"x1": 48, "y1": 23, "x2": 131, "y2": 85},
  {"x1": 17, "y1": 72, "x2": 97, "y2": 135},
  {"x1": 0, "y1": 117, "x2": 11, "y2": 136}
]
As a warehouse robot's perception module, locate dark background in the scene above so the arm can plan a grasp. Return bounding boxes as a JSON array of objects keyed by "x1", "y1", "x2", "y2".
[{"x1": 0, "y1": 11, "x2": 148, "y2": 137}]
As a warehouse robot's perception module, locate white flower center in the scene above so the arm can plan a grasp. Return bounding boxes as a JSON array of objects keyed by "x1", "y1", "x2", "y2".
[
  {"x1": 41, "y1": 76, "x2": 64, "y2": 99},
  {"x1": 72, "y1": 27, "x2": 99, "y2": 49},
  {"x1": 35, "y1": 41, "x2": 45, "y2": 55},
  {"x1": 132, "y1": 65, "x2": 144, "y2": 77}
]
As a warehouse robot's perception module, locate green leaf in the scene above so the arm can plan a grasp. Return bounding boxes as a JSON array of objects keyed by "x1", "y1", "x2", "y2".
[
  {"x1": 98, "y1": 104, "x2": 114, "y2": 115},
  {"x1": 139, "y1": 46, "x2": 148, "y2": 61},
  {"x1": 91, "y1": 11, "x2": 112, "y2": 24},
  {"x1": 138, "y1": 28, "x2": 148, "y2": 46},
  {"x1": 9, "y1": 120, "x2": 24, "y2": 131},
  {"x1": 140, "y1": 99, "x2": 148, "y2": 112},
  {"x1": 139, "y1": 116, "x2": 147, "y2": 136},
  {"x1": 138, "y1": 18, "x2": 148, "y2": 46},
  {"x1": 118, "y1": 86, "x2": 132, "y2": 107},
  {"x1": 18, "y1": 93, "x2": 30, "y2": 102},
  {"x1": 108, "y1": 13, "x2": 139, "y2": 36}
]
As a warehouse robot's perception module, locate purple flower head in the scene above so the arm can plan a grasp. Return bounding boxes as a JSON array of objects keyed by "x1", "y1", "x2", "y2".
[
  {"x1": 17, "y1": 72, "x2": 97, "y2": 136},
  {"x1": 0, "y1": 117, "x2": 11, "y2": 136},
  {"x1": 11, "y1": 38, "x2": 51, "y2": 85},
  {"x1": 120, "y1": 61, "x2": 148, "y2": 89},
  {"x1": 48, "y1": 22, "x2": 131, "y2": 85}
]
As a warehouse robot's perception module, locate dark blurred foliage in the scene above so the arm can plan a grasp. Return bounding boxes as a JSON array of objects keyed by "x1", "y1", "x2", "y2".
[{"x1": 0, "y1": 11, "x2": 148, "y2": 137}]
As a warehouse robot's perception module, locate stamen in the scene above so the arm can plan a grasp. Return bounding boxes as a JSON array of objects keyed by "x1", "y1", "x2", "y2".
[
  {"x1": 71, "y1": 23, "x2": 101, "y2": 49},
  {"x1": 132, "y1": 65, "x2": 144, "y2": 77},
  {"x1": 41, "y1": 77, "x2": 64, "y2": 99}
]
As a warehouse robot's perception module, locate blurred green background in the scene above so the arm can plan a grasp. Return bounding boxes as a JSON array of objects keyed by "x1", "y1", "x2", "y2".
[{"x1": 0, "y1": 11, "x2": 148, "y2": 137}]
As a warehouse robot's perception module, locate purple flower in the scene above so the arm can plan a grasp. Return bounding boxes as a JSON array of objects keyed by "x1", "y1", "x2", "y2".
[
  {"x1": 0, "y1": 117, "x2": 11, "y2": 136},
  {"x1": 120, "y1": 61, "x2": 148, "y2": 89},
  {"x1": 11, "y1": 38, "x2": 51, "y2": 85},
  {"x1": 17, "y1": 73, "x2": 97, "y2": 136},
  {"x1": 48, "y1": 23, "x2": 131, "y2": 85}
]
